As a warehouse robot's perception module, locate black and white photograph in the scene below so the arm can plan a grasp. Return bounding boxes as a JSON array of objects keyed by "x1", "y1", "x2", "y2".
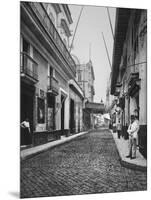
[
  {"x1": 1, "y1": 0, "x2": 150, "y2": 199},
  {"x1": 19, "y1": 1, "x2": 148, "y2": 199}
]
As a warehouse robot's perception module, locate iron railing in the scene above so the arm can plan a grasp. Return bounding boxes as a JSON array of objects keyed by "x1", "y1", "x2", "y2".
[
  {"x1": 20, "y1": 52, "x2": 38, "y2": 81},
  {"x1": 48, "y1": 76, "x2": 59, "y2": 95}
]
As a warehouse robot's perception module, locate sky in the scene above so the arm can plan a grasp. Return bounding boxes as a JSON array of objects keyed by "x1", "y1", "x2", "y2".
[{"x1": 69, "y1": 4, "x2": 116, "y2": 103}]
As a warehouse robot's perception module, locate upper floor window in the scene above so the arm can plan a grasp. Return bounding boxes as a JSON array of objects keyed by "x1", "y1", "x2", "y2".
[
  {"x1": 49, "y1": 66, "x2": 53, "y2": 77},
  {"x1": 23, "y1": 38, "x2": 30, "y2": 54}
]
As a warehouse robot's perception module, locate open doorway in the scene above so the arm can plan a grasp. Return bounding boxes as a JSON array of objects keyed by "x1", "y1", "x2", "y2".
[
  {"x1": 70, "y1": 98, "x2": 75, "y2": 133},
  {"x1": 47, "y1": 94, "x2": 55, "y2": 131},
  {"x1": 21, "y1": 83, "x2": 35, "y2": 145},
  {"x1": 61, "y1": 95, "x2": 65, "y2": 130}
]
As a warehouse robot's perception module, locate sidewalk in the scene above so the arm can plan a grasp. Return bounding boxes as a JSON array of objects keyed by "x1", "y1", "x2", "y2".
[
  {"x1": 21, "y1": 131, "x2": 88, "y2": 161},
  {"x1": 111, "y1": 130, "x2": 147, "y2": 171}
]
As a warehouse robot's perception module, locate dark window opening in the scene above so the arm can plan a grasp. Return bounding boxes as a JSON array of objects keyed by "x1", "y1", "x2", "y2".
[
  {"x1": 61, "y1": 95, "x2": 65, "y2": 130},
  {"x1": 23, "y1": 38, "x2": 30, "y2": 54}
]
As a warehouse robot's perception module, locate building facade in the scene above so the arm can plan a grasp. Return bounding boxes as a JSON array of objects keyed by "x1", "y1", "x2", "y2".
[
  {"x1": 20, "y1": 2, "x2": 83, "y2": 146},
  {"x1": 76, "y1": 60, "x2": 95, "y2": 102},
  {"x1": 105, "y1": 72, "x2": 115, "y2": 112},
  {"x1": 69, "y1": 79, "x2": 84, "y2": 133},
  {"x1": 111, "y1": 8, "x2": 147, "y2": 157}
]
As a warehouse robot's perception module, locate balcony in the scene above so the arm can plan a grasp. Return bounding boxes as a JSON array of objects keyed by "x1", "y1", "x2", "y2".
[
  {"x1": 28, "y1": 2, "x2": 76, "y2": 74},
  {"x1": 20, "y1": 52, "x2": 38, "y2": 84},
  {"x1": 47, "y1": 76, "x2": 59, "y2": 96},
  {"x1": 128, "y1": 72, "x2": 140, "y2": 97}
]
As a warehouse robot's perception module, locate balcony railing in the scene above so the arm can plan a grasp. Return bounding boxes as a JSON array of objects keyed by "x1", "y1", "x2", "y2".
[
  {"x1": 20, "y1": 52, "x2": 38, "y2": 81},
  {"x1": 48, "y1": 76, "x2": 59, "y2": 96},
  {"x1": 29, "y1": 2, "x2": 76, "y2": 73}
]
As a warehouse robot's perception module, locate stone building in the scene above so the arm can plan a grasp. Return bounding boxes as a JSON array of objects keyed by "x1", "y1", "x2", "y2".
[
  {"x1": 76, "y1": 60, "x2": 95, "y2": 102},
  {"x1": 20, "y1": 2, "x2": 83, "y2": 146},
  {"x1": 73, "y1": 59, "x2": 95, "y2": 130},
  {"x1": 111, "y1": 8, "x2": 147, "y2": 157}
]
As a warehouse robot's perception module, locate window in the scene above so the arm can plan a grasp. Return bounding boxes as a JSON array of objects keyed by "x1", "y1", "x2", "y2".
[
  {"x1": 22, "y1": 38, "x2": 32, "y2": 73},
  {"x1": 23, "y1": 38, "x2": 30, "y2": 54},
  {"x1": 49, "y1": 66, "x2": 53, "y2": 77}
]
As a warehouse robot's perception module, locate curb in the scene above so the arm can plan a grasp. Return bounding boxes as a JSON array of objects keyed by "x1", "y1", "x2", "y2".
[
  {"x1": 110, "y1": 129, "x2": 147, "y2": 172},
  {"x1": 120, "y1": 158, "x2": 147, "y2": 172},
  {"x1": 21, "y1": 131, "x2": 88, "y2": 161}
]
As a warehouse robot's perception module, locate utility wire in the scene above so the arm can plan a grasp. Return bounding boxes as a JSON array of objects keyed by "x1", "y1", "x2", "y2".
[
  {"x1": 69, "y1": 6, "x2": 84, "y2": 53},
  {"x1": 102, "y1": 32, "x2": 112, "y2": 69},
  {"x1": 106, "y1": 7, "x2": 114, "y2": 40}
]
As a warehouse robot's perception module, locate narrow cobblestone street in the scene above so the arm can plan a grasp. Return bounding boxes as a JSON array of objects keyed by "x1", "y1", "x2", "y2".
[{"x1": 21, "y1": 129, "x2": 147, "y2": 198}]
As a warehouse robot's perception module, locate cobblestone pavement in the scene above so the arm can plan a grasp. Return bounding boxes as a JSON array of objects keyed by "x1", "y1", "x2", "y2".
[{"x1": 21, "y1": 129, "x2": 147, "y2": 198}]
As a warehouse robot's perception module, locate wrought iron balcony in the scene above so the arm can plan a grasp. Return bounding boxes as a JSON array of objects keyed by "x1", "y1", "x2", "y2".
[
  {"x1": 48, "y1": 76, "x2": 59, "y2": 96},
  {"x1": 20, "y1": 52, "x2": 38, "y2": 83},
  {"x1": 28, "y1": 2, "x2": 76, "y2": 73}
]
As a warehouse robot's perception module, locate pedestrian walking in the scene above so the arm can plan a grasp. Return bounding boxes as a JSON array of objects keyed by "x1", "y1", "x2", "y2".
[
  {"x1": 21, "y1": 118, "x2": 32, "y2": 146},
  {"x1": 126, "y1": 115, "x2": 139, "y2": 159}
]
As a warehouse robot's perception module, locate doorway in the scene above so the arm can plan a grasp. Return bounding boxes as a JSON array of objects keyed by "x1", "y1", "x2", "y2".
[
  {"x1": 47, "y1": 94, "x2": 55, "y2": 130},
  {"x1": 70, "y1": 99, "x2": 75, "y2": 133},
  {"x1": 61, "y1": 95, "x2": 65, "y2": 130},
  {"x1": 21, "y1": 83, "x2": 35, "y2": 145}
]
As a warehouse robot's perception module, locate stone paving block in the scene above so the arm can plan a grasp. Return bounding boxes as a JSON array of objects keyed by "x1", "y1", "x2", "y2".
[{"x1": 21, "y1": 129, "x2": 147, "y2": 198}]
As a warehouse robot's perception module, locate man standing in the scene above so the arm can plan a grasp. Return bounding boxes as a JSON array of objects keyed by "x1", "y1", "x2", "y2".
[
  {"x1": 126, "y1": 115, "x2": 139, "y2": 159},
  {"x1": 21, "y1": 118, "x2": 32, "y2": 146}
]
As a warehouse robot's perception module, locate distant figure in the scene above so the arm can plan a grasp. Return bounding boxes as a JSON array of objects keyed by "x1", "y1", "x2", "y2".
[
  {"x1": 117, "y1": 120, "x2": 122, "y2": 139},
  {"x1": 21, "y1": 118, "x2": 32, "y2": 146},
  {"x1": 126, "y1": 115, "x2": 139, "y2": 159},
  {"x1": 113, "y1": 122, "x2": 116, "y2": 133}
]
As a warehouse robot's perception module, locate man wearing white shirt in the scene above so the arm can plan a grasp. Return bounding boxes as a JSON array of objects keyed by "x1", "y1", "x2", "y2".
[
  {"x1": 21, "y1": 118, "x2": 32, "y2": 145},
  {"x1": 126, "y1": 115, "x2": 140, "y2": 159}
]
